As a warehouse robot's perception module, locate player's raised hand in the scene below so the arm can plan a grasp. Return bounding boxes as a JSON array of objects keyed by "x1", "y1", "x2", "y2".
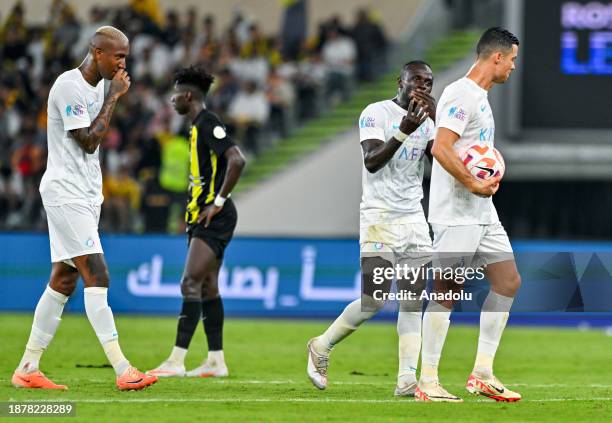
[
  {"x1": 399, "y1": 99, "x2": 429, "y2": 135},
  {"x1": 109, "y1": 68, "x2": 131, "y2": 98},
  {"x1": 469, "y1": 176, "x2": 500, "y2": 198},
  {"x1": 410, "y1": 90, "x2": 436, "y2": 118}
]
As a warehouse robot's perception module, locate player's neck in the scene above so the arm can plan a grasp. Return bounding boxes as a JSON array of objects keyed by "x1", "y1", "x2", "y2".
[
  {"x1": 188, "y1": 103, "x2": 205, "y2": 123},
  {"x1": 78, "y1": 55, "x2": 102, "y2": 87},
  {"x1": 466, "y1": 63, "x2": 495, "y2": 91}
]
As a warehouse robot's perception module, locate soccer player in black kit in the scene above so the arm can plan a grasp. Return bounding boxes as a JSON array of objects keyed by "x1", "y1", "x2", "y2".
[{"x1": 149, "y1": 66, "x2": 246, "y2": 378}]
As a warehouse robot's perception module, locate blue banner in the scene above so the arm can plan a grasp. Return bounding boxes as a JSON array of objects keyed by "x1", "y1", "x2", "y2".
[{"x1": 1, "y1": 234, "x2": 612, "y2": 326}]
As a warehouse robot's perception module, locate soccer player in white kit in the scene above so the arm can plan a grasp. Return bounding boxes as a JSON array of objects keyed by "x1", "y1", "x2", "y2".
[
  {"x1": 307, "y1": 61, "x2": 436, "y2": 396},
  {"x1": 415, "y1": 27, "x2": 521, "y2": 402},
  {"x1": 11, "y1": 26, "x2": 157, "y2": 391}
]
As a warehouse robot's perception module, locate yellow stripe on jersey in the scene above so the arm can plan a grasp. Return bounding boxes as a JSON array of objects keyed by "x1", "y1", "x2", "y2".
[
  {"x1": 186, "y1": 126, "x2": 202, "y2": 223},
  {"x1": 205, "y1": 150, "x2": 218, "y2": 204}
]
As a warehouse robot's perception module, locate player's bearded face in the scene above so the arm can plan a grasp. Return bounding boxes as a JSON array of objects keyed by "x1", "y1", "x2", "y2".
[
  {"x1": 397, "y1": 68, "x2": 432, "y2": 107},
  {"x1": 95, "y1": 41, "x2": 129, "y2": 80}
]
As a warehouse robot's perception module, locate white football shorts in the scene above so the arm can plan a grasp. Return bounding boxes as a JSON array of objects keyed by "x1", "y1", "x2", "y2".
[
  {"x1": 45, "y1": 203, "x2": 104, "y2": 267},
  {"x1": 360, "y1": 221, "x2": 433, "y2": 267},
  {"x1": 431, "y1": 222, "x2": 514, "y2": 269}
]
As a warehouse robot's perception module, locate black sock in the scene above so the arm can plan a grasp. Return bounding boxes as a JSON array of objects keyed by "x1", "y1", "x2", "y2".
[
  {"x1": 202, "y1": 296, "x2": 224, "y2": 351},
  {"x1": 175, "y1": 300, "x2": 201, "y2": 349}
]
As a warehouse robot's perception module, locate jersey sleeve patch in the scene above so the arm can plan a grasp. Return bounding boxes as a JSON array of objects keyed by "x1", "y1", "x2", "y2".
[{"x1": 213, "y1": 126, "x2": 227, "y2": 139}]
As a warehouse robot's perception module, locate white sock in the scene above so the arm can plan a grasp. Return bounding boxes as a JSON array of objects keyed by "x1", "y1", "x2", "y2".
[
  {"x1": 168, "y1": 346, "x2": 187, "y2": 365},
  {"x1": 474, "y1": 291, "x2": 513, "y2": 379},
  {"x1": 208, "y1": 350, "x2": 225, "y2": 365},
  {"x1": 397, "y1": 311, "x2": 421, "y2": 380},
  {"x1": 17, "y1": 286, "x2": 68, "y2": 373},
  {"x1": 84, "y1": 287, "x2": 129, "y2": 376},
  {"x1": 420, "y1": 300, "x2": 451, "y2": 383},
  {"x1": 314, "y1": 299, "x2": 377, "y2": 353}
]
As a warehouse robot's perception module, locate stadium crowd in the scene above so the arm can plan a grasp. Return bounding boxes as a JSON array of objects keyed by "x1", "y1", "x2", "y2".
[{"x1": 0, "y1": 0, "x2": 388, "y2": 233}]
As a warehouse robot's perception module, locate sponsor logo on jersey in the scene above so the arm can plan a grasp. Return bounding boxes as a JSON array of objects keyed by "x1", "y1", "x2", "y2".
[
  {"x1": 448, "y1": 106, "x2": 466, "y2": 121},
  {"x1": 479, "y1": 127, "x2": 495, "y2": 142},
  {"x1": 398, "y1": 146, "x2": 425, "y2": 161},
  {"x1": 85, "y1": 237, "x2": 95, "y2": 248},
  {"x1": 66, "y1": 103, "x2": 85, "y2": 117},
  {"x1": 480, "y1": 104, "x2": 487, "y2": 112},
  {"x1": 360, "y1": 116, "x2": 376, "y2": 128}
]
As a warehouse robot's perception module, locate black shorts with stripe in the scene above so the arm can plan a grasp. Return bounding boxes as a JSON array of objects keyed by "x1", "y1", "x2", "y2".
[{"x1": 187, "y1": 199, "x2": 238, "y2": 259}]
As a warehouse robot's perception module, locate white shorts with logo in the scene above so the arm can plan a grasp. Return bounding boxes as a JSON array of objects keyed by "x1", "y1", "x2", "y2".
[
  {"x1": 45, "y1": 203, "x2": 104, "y2": 267},
  {"x1": 360, "y1": 221, "x2": 433, "y2": 267},
  {"x1": 431, "y1": 222, "x2": 514, "y2": 269}
]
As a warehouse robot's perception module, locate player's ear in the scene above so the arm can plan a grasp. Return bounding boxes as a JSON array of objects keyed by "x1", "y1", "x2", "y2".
[{"x1": 494, "y1": 51, "x2": 502, "y2": 64}]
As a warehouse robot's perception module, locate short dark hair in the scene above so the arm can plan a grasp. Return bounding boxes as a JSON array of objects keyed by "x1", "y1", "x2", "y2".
[
  {"x1": 402, "y1": 60, "x2": 431, "y2": 73},
  {"x1": 476, "y1": 27, "x2": 519, "y2": 58},
  {"x1": 173, "y1": 65, "x2": 215, "y2": 97}
]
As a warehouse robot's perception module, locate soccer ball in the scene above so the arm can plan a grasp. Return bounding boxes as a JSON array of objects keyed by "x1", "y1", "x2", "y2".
[{"x1": 461, "y1": 144, "x2": 505, "y2": 180}]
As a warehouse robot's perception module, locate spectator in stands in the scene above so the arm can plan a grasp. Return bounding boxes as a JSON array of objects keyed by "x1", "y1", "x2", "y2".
[
  {"x1": 209, "y1": 67, "x2": 240, "y2": 120},
  {"x1": 266, "y1": 68, "x2": 295, "y2": 137},
  {"x1": 162, "y1": 9, "x2": 182, "y2": 48},
  {"x1": 72, "y1": 7, "x2": 109, "y2": 60},
  {"x1": 351, "y1": 9, "x2": 388, "y2": 82},
  {"x1": 321, "y1": 24, "x2": 356, "y2": 104},
  {"x1": 227, "y1": 80, "x2": 270, "y2": 156},
  {"x1": 103, "y1": 165, "x2": 141, "y2": 233},
  {"x1": 280, "y1": 0, "x2": 307, "y2": 61}
]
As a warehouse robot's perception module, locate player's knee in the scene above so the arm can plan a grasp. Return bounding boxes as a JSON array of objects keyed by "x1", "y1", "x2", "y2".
[
  {"x1": 90, "y1": 268, "x2": 110, "y2": 287},
  {"x1": 508, "y1": 272, "x2": 521, "y2": 295},
  {"x1": 201, "y1": 274, "x2": 219, "y2": 300},
  {"x1": 201, "y1": 285, "x2": 219, "y2": 301},
  {"x1": 181, "y1": 275, "x2": 202, "y2": 300},
  {"x1": 50, "y1": 275, "x2": 78, "y2": 296}
]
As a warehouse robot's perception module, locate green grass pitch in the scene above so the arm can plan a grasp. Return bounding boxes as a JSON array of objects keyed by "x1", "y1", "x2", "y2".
[{"x1": 1, "y1": 313, "x2": 611, "y2": 422}]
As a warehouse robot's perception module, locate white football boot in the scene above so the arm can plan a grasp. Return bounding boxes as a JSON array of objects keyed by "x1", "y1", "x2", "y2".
[
  {"x1": 306, "y1": 338, "x2": 329, "y2": 390},
  {"x1": 394, "y1": 374, "x2": 418, "y2": 397},
  {"x1": 466, "y1": 373, "x2": 521, "y2": 402},
  {"x1": 185, "y1": 359, "x2": 229, "y2": 377},
  {"x1": 415, "y1": 379, "x2": 463, "y2": 402},
  {"x1": 147, "y1": 360, "x2": 185, "y2": 377}
]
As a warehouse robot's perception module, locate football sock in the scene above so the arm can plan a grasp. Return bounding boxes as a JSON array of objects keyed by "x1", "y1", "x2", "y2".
[
  {"x1": 474, "y1": 290, "x2": 514, "y2": 379},
  {"x1": 167, "y1": 346, "x2": 188, "y2": 365},
  {"x1": 315, "y1": 299, "x2": 377, "y2": 353},
  {"x1": 175, "y1": 300, "x2": 201, "y2": 350},
  {"x1": 397, "y1": 310, "x2": 422, "y2": 379},
  {"x1": 202, "y1": 296, "x2": 224, "y2": 352},
  {"x1": 208, "y1": 350, "x2": 225, "y2": 365},
  {"x1": 420, "y1": 300, "x2": 451, "y2": 383},
  {"x1": 17, "y1": 285, "x2": 68, "y2": 373},
  {"x1": 84, "y1": 287, "x2": 129, "y2": 376}
]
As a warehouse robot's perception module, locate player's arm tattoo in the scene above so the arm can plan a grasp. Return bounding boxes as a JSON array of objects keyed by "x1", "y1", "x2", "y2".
[
  {"x1": 69, "y1": 95, "x2": 119, "y2": 154},
  {"x1": 361, "y1": 138, "x2": 403, "y2": 173},
  {"x1": 218, "y1": 145, "x2": 246, "y2": 198}
]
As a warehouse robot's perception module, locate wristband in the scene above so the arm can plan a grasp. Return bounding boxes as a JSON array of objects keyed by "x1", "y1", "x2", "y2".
[
  {"x1": 214, "y1": 195, "x2": 227, "y2": 207},
  {"x1": 394, "y1": 130, "x2": 409, "y2": 142}
]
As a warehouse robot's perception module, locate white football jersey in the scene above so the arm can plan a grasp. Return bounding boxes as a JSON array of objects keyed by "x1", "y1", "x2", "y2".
[
  {"x1": 40, "y1": 69, "x2": 105, "y2": 206},
  {"x1": 358, "y1": 99, "x2": 434, "y2": 228},
  {"x1": 428, "y1": 77, "x2": 499, "y2": 225}
]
